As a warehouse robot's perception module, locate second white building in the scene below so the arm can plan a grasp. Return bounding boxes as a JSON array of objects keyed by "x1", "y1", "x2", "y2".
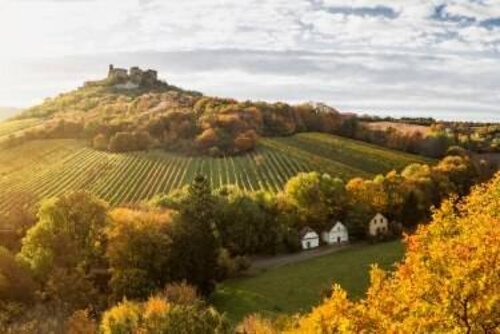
[{"x1": 321, "y1": 221, "x2": 349, "y2": 245}]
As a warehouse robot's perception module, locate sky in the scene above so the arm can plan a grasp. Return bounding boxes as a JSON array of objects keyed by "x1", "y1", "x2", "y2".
[{"x1": 0, "y1": 0, "x2": 499, "y2": 121}]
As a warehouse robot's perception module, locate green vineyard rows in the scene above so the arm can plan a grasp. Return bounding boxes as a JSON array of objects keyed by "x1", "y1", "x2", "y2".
[{"x1": 0, "y1": 134, "x2": 432, "y2": 218}]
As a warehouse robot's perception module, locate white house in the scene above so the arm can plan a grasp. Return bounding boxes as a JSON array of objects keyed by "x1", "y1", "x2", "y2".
[
  {"x1": 321, "y1": 221, "x2": 349, "y2": 245},
  {"x1": 369, "y1": 213, "x2": 389, "y2": 237},
  {"x1": 300, "y1": 227, "x2": 319, "y2": 250}
]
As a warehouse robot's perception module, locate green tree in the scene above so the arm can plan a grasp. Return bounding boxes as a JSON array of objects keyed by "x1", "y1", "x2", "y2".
[
  {"x1": 19, "y1": 192, "x2": 108, "y2": 282},
  {"x1": 17, "y1": 192, "x2": 108, "y2": 311},
  {"x1": 284, "y1": 172, "x2": 346, "y2": 231},
  {"x1": 170, "y1": 175, "x2": 220, "y2": 295}
]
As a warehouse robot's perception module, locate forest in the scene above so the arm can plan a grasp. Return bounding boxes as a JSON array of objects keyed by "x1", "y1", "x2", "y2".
[{"x1": 0, "y1": 143, "x2": 495, "y2": 332}]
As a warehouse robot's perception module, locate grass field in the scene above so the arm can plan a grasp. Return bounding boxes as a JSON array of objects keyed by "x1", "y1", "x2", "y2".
[
  {"x1": 211, "y1": 241, "x2": 405, "y2": 323},
  {"x1": 0, "y1": 133, "x2": 432, "y2": 217}
]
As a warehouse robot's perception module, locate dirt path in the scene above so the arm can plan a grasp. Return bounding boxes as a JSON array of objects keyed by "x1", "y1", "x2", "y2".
[{"x1": 246, "y1": 243, "x2": 356, "y2": 275}]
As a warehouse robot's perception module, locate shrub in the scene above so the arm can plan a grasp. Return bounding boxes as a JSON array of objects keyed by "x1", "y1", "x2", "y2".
[
  {"x1": 64, "y1": 309, "x2": 97, "y2": 334},
  {"x1": 0, "y1": 247, "x2": 36, "y2": 304},
  {"x1": 92, "y1": 134, "x2": 108, "y2": 151},
  {"x1": 162, "y1": 281, "x2": 199, "y2": 306},
  {"x1": 108, "y1": 132, "x2": 135, "y2": 152},
  {"x1": 100, "y1": 295, "x2": 230, "y2": 334}
]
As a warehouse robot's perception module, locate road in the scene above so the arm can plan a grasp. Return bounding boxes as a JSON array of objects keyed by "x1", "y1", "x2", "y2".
[{"x1": 246, "y1": 243, "x2": 355, "y2": 275}]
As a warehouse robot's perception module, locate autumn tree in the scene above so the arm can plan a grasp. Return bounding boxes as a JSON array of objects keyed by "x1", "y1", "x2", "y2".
[
  {"x1": 100, "y1": 292, "x2": 229, "y2": 334},
  {"x1": 105, "y1": 208, "x2": 176, "y2": 301},
  {"x1": 285, "y1": 172, "x2": 500, "y2": 333},
  {"x1": 0, "y1": 246, "x2": 36, "y2": 304}
]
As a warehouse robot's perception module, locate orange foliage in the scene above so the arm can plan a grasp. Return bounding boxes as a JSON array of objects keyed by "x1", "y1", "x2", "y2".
[{"x1": 287, "y1": 172, "x2": 500, "y2": 333}]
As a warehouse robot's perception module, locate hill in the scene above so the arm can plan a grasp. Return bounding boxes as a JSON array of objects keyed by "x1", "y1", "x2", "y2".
[
  {"x1": 0, "y1": 133, "x2": 432, "y2": 218},
  {"x1": 7, "y1": 65, "x2": 349, "y2": 157}
]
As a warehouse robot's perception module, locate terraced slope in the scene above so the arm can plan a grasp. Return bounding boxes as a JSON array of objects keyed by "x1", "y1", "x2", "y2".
[
  {"x1": 0, "y1": 118, "x2": 41, "y2": 140},
  {"x1": 0, "y1": 133, "x2": 432, "y2": 216}
]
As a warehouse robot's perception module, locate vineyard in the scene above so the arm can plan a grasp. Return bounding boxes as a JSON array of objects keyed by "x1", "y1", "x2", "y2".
[
  {"x1": 0, "y1": 118, "x2": 41, "y2": 142},
  {"x1": 0, "y1": 133, "x2": 432, "y2": 218}
]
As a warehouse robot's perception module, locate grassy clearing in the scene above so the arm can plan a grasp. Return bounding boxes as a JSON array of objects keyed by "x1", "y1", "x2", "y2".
[{"x1": 211, "y1": 241, "x2": 405, "y2": 323}]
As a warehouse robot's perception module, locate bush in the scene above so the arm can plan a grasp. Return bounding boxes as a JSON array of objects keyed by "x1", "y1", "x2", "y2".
[
  {"x1": 216, "y1": 248, "x2": 250, "y2": 280},
  {"x1": 0, "y1": 247, "x2": 36, "y2": 303},
  {"x1": 100, "y1": 295, "x2": 230, "y2": 334},
  {"x1": 162, "y1": 281, "x2": 199, "y2": 306},
  {"x1": 100, "y1": 300, "x2": 141, "y2": 334},
  {"x1": 65, "y1": 309, "x2": 97, "y2": 334},
  {"x1": 92, "y1": 134, "x2": 108, "y2": 151},
  {"x1": 108, "y1": 132, "x2": 136, "y2": 152}
]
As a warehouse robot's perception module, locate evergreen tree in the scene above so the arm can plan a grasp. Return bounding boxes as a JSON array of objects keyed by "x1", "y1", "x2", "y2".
[
  {"x1": 171, "y1": 175, "x2": 220, "y2": 295},
  {"x1": 182, "y1": 175, "x2": 217, "y2": 233}
]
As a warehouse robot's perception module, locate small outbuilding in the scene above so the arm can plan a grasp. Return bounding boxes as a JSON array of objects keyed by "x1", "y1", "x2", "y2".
[
  {"x1": 369, "y1": 213, "x2": 389, "y2": 237},
  {"x1": 300, "y1": 227, "x2": 319, "y2": 250},
  {"x1": 322, "y1": 221, "x2": 349, "y2": 245}
]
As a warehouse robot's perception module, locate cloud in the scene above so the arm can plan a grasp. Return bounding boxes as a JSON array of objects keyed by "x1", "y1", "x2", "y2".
[
  {"x1": 310, "y1": 2, "x2": 399, "y2": 19},
  {"x1": 1, "y1": 49, "x2": 499, "y2": 122},
  {"x1": 0, "y1": 0, "x2": 499, "y2": 121}
]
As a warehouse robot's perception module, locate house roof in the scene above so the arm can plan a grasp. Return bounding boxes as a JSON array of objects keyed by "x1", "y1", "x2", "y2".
[
  {"x1": 324, "y1": 221, "x2": 346, "y2": 233},
  {"x1": 372, "y1": 212, "x2": 387, "y2": 221},
  {"x1": 300, "y1": 226, "x2": 318, "y2": 239}
]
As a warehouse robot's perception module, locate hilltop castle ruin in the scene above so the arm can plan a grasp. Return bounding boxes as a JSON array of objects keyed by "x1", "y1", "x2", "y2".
[{"x1": 107, "y1": 65, "x2": 159, "y2": 88}]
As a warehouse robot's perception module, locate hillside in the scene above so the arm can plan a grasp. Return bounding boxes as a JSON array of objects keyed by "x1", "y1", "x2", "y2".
[
  {"x1": 7, "y1": 65, "x2": 348, "y2": 157},
  {"x1": 0, "y1": 118, "x2": 42, "y2": 142},
  {"x1": 0, "y1": 133, "x2": 431, "y2": 219}
]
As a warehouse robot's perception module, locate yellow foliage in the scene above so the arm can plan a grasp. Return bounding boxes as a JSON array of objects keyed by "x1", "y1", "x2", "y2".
[
  {"x1": 288, "y1": 172, "x2": 500, "y2": 333},
  {"x1": 100, "y1": 300, "x2": 142, "y2": 334},
  {"x1": 236, "y1": 314, "x2": 281, "y2": 334},
  {"x1": 144, "y1": 296, "x2": 171, "y2": 319}
]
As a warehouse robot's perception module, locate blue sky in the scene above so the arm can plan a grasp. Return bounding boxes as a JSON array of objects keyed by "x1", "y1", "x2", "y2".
[{"x1": 0, "y1": 0, "x2": 499, "y2": 121}]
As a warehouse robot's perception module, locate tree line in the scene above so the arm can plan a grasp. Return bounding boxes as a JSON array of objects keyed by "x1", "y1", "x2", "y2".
[
  {"x1": 352, "y1": 117, "x2": 499, "y2": 157},
  {"x1": 0, "y1": 145, "x2": 494, "y2": 331},
  {"x1": 4, "y1": 73, "x2": 498, "y2": 161}
]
